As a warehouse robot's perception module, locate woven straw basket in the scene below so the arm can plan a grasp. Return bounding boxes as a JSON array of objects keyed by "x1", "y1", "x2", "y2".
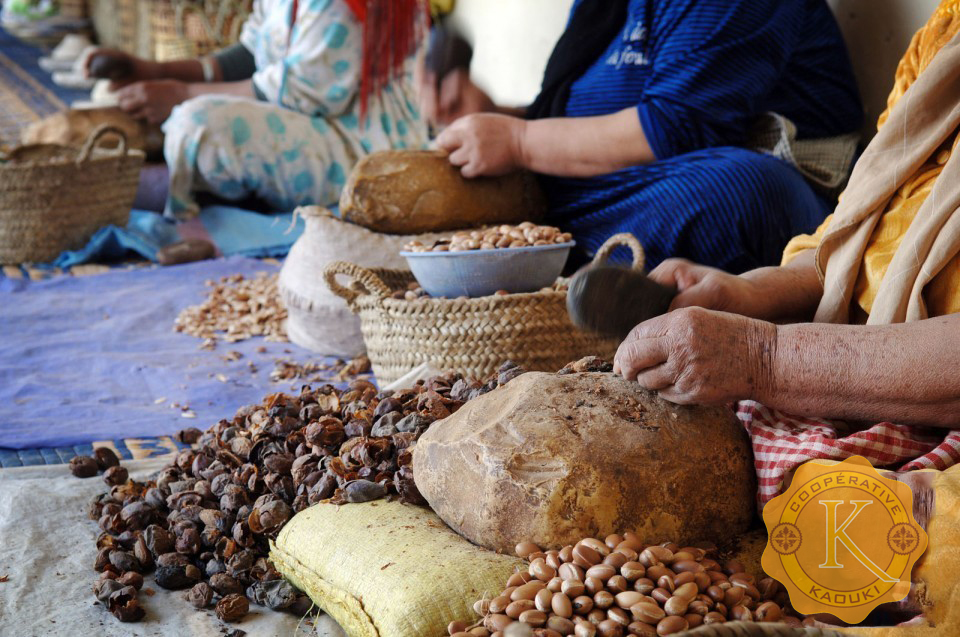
[
  {"x1": 152, "y1": 0, "x2": 251, "y2": 61},
  {"x1": 0, "y1": 124, "x2": 144, "y2": 264},
  {"x1": 678, "y1": 622, "x2": 853, "y2": 637},
  {"x1": 324, "y1": 234, "x2": 645, "y2": 384}
]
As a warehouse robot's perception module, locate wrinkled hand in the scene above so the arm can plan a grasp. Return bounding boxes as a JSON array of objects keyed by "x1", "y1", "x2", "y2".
[
  {"x1": 649, "y1": 258, "x2": 770, "y2": 318},
  {"x1": 613, "y1": 307, "x2": 777, "y2": 405},
  {"x1": 418, "y1": 67, "x2": 495, "y2": 127},
  {"x1": 116, "y1": 80, "x2": 190, "y2": 125},
  {"x1": 436, "y1": 113, "x2": 527, "y2": 178}
]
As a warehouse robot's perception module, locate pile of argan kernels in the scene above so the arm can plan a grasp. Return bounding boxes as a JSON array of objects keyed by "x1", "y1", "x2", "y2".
[
  {"x1": 451, "y1": 535, "x2": 801, "y2": 637},
  {"x1": 404, "y1": 223, "x2": 573, "y2": 253},
  {"x1": 174, "y1": 272, "x2": 288, "y2": 346}
]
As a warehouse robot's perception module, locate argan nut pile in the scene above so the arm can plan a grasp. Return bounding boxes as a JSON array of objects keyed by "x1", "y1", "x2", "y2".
[
  {"x1": 404, "y1": 223, "x2": 573, "y2": 253},
  {"x1": 69, "y1": 447, "x2": 121, "y2": 480},
  {"x1": 174, "y1": 272, "x2": 288, "y2": 346},
  {"x1": 458, "y1": 534, "x2": 797, "y2": 637},
  {"x1": 83, "y1": 364, "x2": 527, "y2": 623}
]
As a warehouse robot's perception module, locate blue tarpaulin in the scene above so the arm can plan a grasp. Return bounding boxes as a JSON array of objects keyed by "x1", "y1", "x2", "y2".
[{"x1": 0, "y1": 257, "x2": 343, "y2": 450}]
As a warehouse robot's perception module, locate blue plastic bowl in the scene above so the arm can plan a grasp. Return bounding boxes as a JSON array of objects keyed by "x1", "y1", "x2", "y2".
[{"x1": 400, "y1": 241, "x2": 575, "y2": 298}]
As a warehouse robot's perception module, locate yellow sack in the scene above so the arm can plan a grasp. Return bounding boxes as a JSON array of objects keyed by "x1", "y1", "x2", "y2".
[{"x1": 271, "y1": 501, "x2": 523, "y2": 637}]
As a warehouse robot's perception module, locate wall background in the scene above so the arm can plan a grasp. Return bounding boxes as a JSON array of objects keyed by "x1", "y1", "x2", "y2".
[{"x1": 452, "y1": 0, "x2": 942, "y2": 140}]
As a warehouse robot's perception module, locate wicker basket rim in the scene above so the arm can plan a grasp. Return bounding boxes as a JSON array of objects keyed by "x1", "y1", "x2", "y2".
[{"x1": 0, "y1": 125, "x2": 145, "y2": 169}]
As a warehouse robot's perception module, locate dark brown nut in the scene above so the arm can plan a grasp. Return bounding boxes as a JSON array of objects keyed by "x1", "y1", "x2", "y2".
[
  {"x1": 621, "y1": 562, "x2": 645, "y2": 582},
  {"x1": 603, "y1": 552, "x2": 628, "y2": 570},
  {"x1": 651, "y1": 588, "x2": 671, "y2": 605},
  {"x1": 93, "y1": 578, "x2": 124, "y2": 603},
  {"x1": 93, "y1": 447, "x2": 121, "y2": 470},
  {"x1": 671, "y1": 560, "x2": 703, "y2": 575},
  {"x1": 108, "y1": 586, "x2": 145, "y2": 622},
  {"x1": 633, "y1": 578, "x2": 655, "y2": 595},
  {"x1": 729, "y1": 605, "x2": 753, "y2": 622},
  {"x1": 656, "y1": 576, "x2": 674, "y2": 593},
  {"x1": 154, "y1": 564, "x2": 199, "y2": 590},
  {"x1": 215, "y1": 593, "x2": 249, "y2": 622},
  {"x1": 723, "y1": 586, "x2": 745, "y2": 607},
  {"x1": 630, "y1": 601, "x2": 665, "y2": 625},
  {"x1": 109, "y1": 551, "x2": 142, "y2": 574},
  {"x1": 693, "y1": 572, "x2": 711, "y2": 592},
  {"x1": 673, "y1": 571, "x2": 695, "y2": 587},
  {"x1": 639, "y1": 547, "x2": 672, "y2": 567},
  {"x1": 70, "y1": 455, "x2": 99, "y2": 478},
  {"x1": 572, "y1": 544, "x2": 602, "y2": 568},
  {"x1": 645, "y1": 565, "x2": 673, "y2": 582},
  {"x1": 655, "y1": 616, "x2": 688, "y2": 636},
  {"x1": 723, "y1": 560, "x2": 745, "y2": 575},
  {"x1": 449, "y1": 621, "x2": 469, "y2": 635},
  {"x1": 663, "y1": 596, "x2": 688, "y2": 617},
  {"x1": 703, "y1": 611, "x2": 726, "y2": 625},
  {"x1": 103, "y1": 466, "x2": 129, "y2": 486},
  {"x1": 94, "y1": 547, "x2": 112, "y2": 572},
  {"x1": 706, "y1": 585, "x2": 724, "y2": 603},
  {"x1": 687, "y1": 600, "x2": 709, "y2": 616},
  {"x1": 596, "y1": 619, "x2": 623, "y2": 637},
  {"x1": 683, "y1": 613, "x2": 703, "y2": 628},
  {"x1": 118, "y1": 572, "x2": 143, "y2": 590},
  {"x1": 187, "y1": 582, "x2": 214, "y2": 609},
  {"x1": 210, "y1": 573, "x2": 244, "y2": 596},
  {"x1": 176, "y1": 427, "x2": 204, "y2": 444},
  {"x1": 757, "y1": 578, "x2": 781, "y2": 601},
  {"x1": 673, "y1": 582, "x2": 698, "y2": 601},
  {"x1": 754, "y1": 601, "x2": 782, "y2": 622}
]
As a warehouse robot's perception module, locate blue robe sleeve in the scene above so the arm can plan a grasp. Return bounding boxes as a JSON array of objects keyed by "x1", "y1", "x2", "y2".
[{"x1": 636, "y1": 0, "x2": 805, "y2": 160}]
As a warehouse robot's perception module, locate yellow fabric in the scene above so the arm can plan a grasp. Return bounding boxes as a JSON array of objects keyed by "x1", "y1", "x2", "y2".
[
  {"x1": 782, "y1": 0, "x2": 960, "y2": 322},
  {"x1": 842, "y1": 463, "x2": 960, "y2": 636},
  {"x1": 270, "y1": 500, "x2": 523, "y2": 637}
]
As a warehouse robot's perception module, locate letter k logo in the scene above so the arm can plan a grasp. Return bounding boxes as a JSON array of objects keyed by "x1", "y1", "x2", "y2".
[{"x1": 819, "y1": 500, "x2": 897, "y2": 583}]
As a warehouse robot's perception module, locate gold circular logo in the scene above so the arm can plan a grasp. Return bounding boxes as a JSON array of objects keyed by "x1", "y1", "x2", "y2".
[{"x1": 761, "y1": 456, "x2": 928, "y2": 624}]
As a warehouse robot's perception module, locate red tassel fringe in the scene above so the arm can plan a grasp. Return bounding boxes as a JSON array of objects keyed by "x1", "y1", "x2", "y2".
[{"x1": 343, "y1": 0, "x2": 428, "y2": 120}]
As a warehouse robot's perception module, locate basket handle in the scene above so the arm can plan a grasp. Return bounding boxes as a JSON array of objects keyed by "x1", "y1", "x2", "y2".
[
  {"x1": 591, "y1": 233, "x2": 646, "y2": 271},
  {"x1": 78, "y1": 124, "x2": 129, "y2": 164},
  {"x1": 323, "y1": 261, "x2": 394, "y2": 306}
]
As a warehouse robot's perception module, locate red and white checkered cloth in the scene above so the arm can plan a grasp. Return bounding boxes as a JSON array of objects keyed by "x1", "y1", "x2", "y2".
[{"x1": 736, "y1": 400, "x2": 960, "y2": 506}]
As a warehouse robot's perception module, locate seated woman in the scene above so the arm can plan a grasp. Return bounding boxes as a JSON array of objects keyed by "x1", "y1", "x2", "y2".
[
  {"x1": 88, "y1": 0, "x2": 428, "y2": 219},
  {"x1": 612, "y1": 0, "x2": 960, "y2": 511},
  {"x1": 422, "y1": 0, "x2": 863, "y2": 273}
]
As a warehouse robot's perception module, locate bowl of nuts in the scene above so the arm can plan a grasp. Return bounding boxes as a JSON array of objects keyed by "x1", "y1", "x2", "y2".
[{"x1": 401, "y1": 223, "x2": 575, "y2": 298}]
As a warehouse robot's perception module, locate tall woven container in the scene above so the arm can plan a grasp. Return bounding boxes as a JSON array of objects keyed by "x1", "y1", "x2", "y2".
[
  {"x1": 0, "y1": 125, "x2": 143, "y2": 264},
  {"x1": 324, "y1": 234, "x2": 643, "y2": 384},
  {"x1": 152, "y1": 0, "x2": 251, "y2": 61}
]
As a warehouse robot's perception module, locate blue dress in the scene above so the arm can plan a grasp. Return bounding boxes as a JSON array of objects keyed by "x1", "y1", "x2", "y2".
[{"x1": 543, "y1": 0, "x2": 863, "y2": 272}]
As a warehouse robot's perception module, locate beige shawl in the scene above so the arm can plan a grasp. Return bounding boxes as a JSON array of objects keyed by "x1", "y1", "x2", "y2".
[{"x1": 814, "y1": 32, "x2": 960, "y2": 325}]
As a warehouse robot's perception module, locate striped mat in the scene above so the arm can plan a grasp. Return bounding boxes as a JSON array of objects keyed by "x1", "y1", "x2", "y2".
[
  {"x1": 0, "y1": 27, "x2": 89, "y2": 149},
  {"x1": 0, "y1": 437, "x2": 192, "y2": 469}
]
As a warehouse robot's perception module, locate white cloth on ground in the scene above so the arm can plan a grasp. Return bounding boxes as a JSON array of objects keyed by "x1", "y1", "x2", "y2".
[{"x1": 0, "y1": 457, "x2": 347, "y2": 637}]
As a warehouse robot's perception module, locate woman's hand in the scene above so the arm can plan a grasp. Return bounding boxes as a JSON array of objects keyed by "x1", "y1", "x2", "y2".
[
  {"x1": 418, "y1": 68, "x2": 496, "y2": 127},
  {"x1": 83, "y1": 48, "x2": 158, "y2": 89},
  {"x1": 649, "y1": 259, "x2": 770, "y2": 317},
  {"x1": 116, "y1": 80, "x2": 191, "y2": 125},
  {"x1": 613, "y1": 306, "x2": 777, "y2": 405},
  {"x1": 436, "y1": 113, "x2": 528, "y2": 178}
]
